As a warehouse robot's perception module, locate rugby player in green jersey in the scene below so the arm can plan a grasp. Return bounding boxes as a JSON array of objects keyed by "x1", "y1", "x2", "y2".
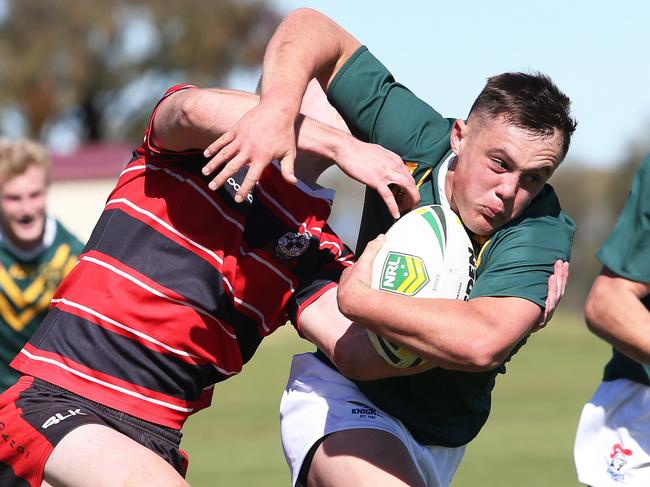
[
  {"x1": 574, "y1": 155, "x2": 650, "y2": 486},
  {"x1": 201, "y1": 8, "x2": 576, "y2": 487},
  {"x1": 0, "y1": 138, "x2": 84, "y2": 392}
]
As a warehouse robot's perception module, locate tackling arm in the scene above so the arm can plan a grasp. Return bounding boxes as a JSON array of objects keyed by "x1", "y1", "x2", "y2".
[
  {"x1": 585, "y1": 267, "x2": 650, "y2": 364},
  {"x1": 199, "y1": 8, "x2": 419, "y2": 217},
  {"x1": 298, "y1": 287, "x2": 433, "y2": 380},
  {"x1": 151, "y1": 85, "x2": 415, "y2": 212}
]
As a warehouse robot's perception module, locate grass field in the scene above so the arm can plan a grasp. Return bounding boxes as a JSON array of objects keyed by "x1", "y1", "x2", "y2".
[{"x1": 181, "y1": 311, "x2": 610, "y2": 486}]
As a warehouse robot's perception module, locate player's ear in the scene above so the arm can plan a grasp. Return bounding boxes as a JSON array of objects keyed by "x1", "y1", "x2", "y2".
[{"x1": 450, "y1": 119, "x2": 467, "y2": 156}]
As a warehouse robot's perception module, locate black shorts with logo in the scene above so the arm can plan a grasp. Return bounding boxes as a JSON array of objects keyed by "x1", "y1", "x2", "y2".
[{"x1": 0, "y1": 376, "x2": 188, "y2": 486}]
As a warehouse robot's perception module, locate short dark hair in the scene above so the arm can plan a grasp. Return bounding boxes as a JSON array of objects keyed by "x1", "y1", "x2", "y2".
[{"x1": 468, "y1": 72, "x2": 577, "y2": 159}]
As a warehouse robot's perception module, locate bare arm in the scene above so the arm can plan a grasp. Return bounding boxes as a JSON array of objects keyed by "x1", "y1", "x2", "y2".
[
  {"x1": 199, "y1": 8, "x2": 419, "y2": 217},
  {"x1": 154, "y1": 82, "x2": 417, "y2": 215},
  {"x1": 152, "y1": 87, "x2": 353, "y2": 163},
  {"x1": 585, "y1": 267, "x2": 650, "y2": 364},
  {"x1": 336, "y1": 237, "x2": 545, "y2": 372},
  {"x1": 299, "y1": 287, "x2": 433, "y2": 380},
  {"x1": 152, "y1": 87, "x2": 258, "y2": 152}
]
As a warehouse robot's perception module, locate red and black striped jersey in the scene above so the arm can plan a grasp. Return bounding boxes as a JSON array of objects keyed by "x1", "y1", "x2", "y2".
[{"x1": 11, "y1": 85, "x2": 353, "y2": 429}]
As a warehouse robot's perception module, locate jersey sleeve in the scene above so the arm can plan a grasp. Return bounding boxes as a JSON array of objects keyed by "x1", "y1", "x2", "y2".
[
  {"x1": 328, "y1": 46, "x2": 453, "y2": 165},
  {"x1": 287, "y1": 226, "x2": 355, "y2": 335},
  {"x1": 597, "y1": 155, "x2": 650, "y2": 283},
  {"x1": 141, "y1": 84, "x2": 204, "y2": 158},
  {"x1": 470, "y1": 186, "x2": 576, "y2": 308}
]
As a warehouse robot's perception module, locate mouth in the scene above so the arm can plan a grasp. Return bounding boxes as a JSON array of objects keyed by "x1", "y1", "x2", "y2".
[
  {"x1": 480, "y1": 205, "x2": 501, "y2": 219},
  {"x1": 17, "y1": 216, "x2": 35, "y2": 226}
]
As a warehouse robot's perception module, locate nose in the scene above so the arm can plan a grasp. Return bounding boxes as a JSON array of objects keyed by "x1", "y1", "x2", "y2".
[
  {"x1": 18, "y1": 198, "x2": 35, "y2": 215},
  {"x1": 495, "y1": 174, "x2": 518, "y2": 201}
]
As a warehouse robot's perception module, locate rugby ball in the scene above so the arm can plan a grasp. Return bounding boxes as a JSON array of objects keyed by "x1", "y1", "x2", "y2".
[{"x1": 367, "y1": 205, "x2": 476, "y2": 368}]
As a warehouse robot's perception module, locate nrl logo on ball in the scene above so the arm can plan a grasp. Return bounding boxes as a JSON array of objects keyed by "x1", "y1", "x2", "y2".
[{"x1": 379, "y1": 251, "x2": 429, "y2": 296}]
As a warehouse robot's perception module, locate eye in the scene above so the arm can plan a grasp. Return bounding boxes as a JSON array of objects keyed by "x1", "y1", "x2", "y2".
[
  {"x1": 524, "y1": 173, "x2": 541, "y2": 184},
  {"x1": 491, "y1": 158, "x2": 507, "y2": 171}
]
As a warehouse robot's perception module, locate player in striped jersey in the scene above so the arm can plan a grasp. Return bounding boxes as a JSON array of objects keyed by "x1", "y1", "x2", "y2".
[{"x1": 0, "y1": 82, "x2": 420, "y2": 486}]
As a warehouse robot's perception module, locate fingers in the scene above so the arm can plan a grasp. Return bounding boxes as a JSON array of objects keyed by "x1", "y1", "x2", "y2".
[
  {"x1": 234, "y1": 163, "x2": 262, "y2": 203},
  {"x1": 552, "y1": 260, "x2": 569, "y2": 302},
  {"x1": 378, "y1": 184, "x2": 400, "y2": 220},
  {"x1": 206, "y1": 153, "x2": 248, "y2": 191},
  {"x1": 280, "y1": 153, "x2": 298, "y2": 185},
  {"x1": 202, "y1": 132, "x2": 236, "y2": 176},
  {"x1": 546, "y1": 274, "x2": 558, "y2": 311}
]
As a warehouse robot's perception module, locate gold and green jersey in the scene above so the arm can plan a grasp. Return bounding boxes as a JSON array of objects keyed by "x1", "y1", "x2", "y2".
[
  {"x1": 0, "y1": 217, "x2": 84, "y2": 391},
  {"x1": 598, "y1": 155, "x2": 650, "y2": 386},
  {"x1": 319, "y1": 46, "x2": 576, "y2": 447}
]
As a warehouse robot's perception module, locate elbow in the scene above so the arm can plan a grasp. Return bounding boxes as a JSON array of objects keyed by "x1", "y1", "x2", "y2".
[
  {"x1": 177, "y1": 93, "x2": 204, "y2": 131},
  {"x1": 286, "y1": 7, "x2": 323, "y2": 24},
  {"x1": 328, "y1": 336, "x2": 387, "y2": 381},
  {"x1": 329, "y1": 345, "x2": 369, "y2": 381},
  {"x1": 446, "y1": 340, "x2": 508, "y2": 372},
  {"x1": 584, "y1": 291, "x2": 606, "y2": 336}
]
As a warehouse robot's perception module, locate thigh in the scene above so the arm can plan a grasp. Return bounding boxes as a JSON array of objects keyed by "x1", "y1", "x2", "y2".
[
  {"x1": 43, "y1": 423, "x2": 188, "y2": 487},
  {"x1": 308, "y1": 428, "x2": 425, "y2": 487}
]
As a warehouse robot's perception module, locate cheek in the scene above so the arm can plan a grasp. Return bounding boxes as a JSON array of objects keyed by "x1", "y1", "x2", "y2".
[
  {"x1": 0, "y1": 202, "x2": 18, "y2": 218},
  {"x1": 30, "y1": 196, "x2": 47, "y2": 214},
  {"x1": 512, "y1": 191, "x2": 535, "y2": 215}
]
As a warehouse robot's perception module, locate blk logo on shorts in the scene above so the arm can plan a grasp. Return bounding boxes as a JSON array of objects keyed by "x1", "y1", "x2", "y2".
[
  {"x1": 607, "y1": 443, "x2": 633, "y2": 481},
  {"x1": 42, "y1": 409, "x2": 87, "y2": 429}
]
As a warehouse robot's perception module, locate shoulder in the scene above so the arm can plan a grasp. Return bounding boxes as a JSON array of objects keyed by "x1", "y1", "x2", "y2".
[
  {"x1": 471, "y1": 185, "x2": 575, "y2": 305},
  {"x1": 597, "y1": 154, "x2": 650, "y2": 281},
  {"x1": 327, "y1": 46, "x2": 452, "y2": 163},
  {"x1": 488, "y1": 184, "x2": 575, "y2": 257}
]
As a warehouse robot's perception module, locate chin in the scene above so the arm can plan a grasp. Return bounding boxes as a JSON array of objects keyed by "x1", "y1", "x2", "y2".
[
  {"x1": 12, "y1": 226, "x2": 45, "y2": 247},
  {"x1": 468, "y1": 217, "x2": 500, "y2": 237}
]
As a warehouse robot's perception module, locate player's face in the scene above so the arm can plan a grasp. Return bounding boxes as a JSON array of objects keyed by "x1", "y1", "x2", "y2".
[
  {"x1": 0, "y1": 165, "x2": 48, "y2": 250},
  {"x1": 447, "y1": 115, "x2": 563, "y2": 236}
]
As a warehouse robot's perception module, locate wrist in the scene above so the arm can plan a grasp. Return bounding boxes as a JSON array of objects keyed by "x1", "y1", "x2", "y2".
[{"x1": 261, "y1": 83, "x2": 303, "y2": 115}]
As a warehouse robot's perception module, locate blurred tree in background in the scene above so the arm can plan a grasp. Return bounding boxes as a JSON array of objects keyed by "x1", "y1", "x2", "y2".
[
  {"x1": 0, "y1": 0, "x2": 648, "y2": 314},
  {"x1": 0, "y1": 0, "x2": 280, "y2": 143}
]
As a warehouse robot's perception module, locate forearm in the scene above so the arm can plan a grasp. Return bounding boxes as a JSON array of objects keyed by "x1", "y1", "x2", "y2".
[
  {"x1": 153, "y1": 87, "x2": 355, "y2": 162},
  {"x1": 585, "y1": 273, "x2": 650, "y2": 364},
  {"x1": 299, "y1": 288, "x2": 433, "y2": 380},
  {"x1": 337, "y1": 282, "x2": 538, "y2": 371},
  {"x1": 259, "y1": 8, "x2": 361, "y2": 116}
]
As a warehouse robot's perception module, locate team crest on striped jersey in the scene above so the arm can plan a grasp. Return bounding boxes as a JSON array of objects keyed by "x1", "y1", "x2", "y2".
[
  {"x1": 275, "y1": 231, "x2": 311, "y2": 260},
  {"x1": 378, "y1": 251, "x2": 429, "y2": 296}
]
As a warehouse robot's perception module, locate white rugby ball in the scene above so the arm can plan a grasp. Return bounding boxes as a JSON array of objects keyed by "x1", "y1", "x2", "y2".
[{"x1": 367, "y1": 204, "x2": 476, "y2": 368}]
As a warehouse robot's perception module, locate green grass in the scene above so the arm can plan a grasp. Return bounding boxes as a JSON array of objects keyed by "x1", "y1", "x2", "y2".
[{"x1": 181, "y1": 311, "x2": 610, "y2": 486}]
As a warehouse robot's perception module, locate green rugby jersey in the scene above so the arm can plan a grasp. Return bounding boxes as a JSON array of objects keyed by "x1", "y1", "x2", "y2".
[
  {"x1": 0, "y1": 217, "x2": 84, "y2": 391},
  {"x1": 320, "y1": 46, "x2": 576, "y2": 447},
  {"x1": 597, "y1": 155, "x2": 650, "y2": 386}
]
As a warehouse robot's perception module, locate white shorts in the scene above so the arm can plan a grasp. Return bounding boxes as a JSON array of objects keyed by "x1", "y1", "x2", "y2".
[
  {"x1": 280, "y1": 353, "x2": 465, "y2": 487},
  {"x1": 574, "y1": 379, "x2": 650, "y2": 486}
]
